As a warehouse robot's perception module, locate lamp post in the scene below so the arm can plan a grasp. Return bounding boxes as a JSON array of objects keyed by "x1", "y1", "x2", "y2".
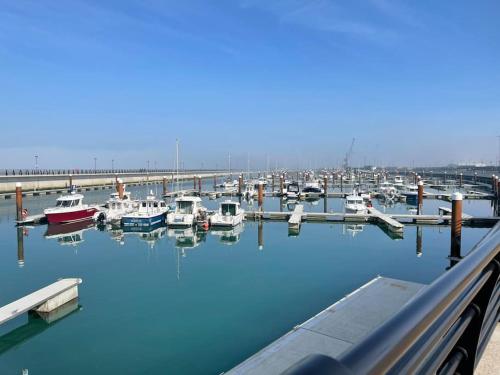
[
  {"x1": 35, "y1": 155, "x2": 38, "y2": 174},
  {"x1": 94, "y1": 157, "x2": 97, "y2": 173},
  {"x1": 112, "y1": 159, "x2": 114, "y2": 172}
]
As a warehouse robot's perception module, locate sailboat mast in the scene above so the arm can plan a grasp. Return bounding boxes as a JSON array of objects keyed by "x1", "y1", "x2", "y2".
[{"x1": 176, "y1": 139, "x2": 180, "y2": 191}]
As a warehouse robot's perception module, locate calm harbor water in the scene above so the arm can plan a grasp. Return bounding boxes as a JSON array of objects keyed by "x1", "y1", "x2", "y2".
[{"x1": 0, "y1": 183, "x2": 494, "y2": 374}]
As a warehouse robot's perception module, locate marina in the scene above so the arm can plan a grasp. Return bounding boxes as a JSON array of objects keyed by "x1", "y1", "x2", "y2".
[
  {"x1": 2, "y1": 2, "x2": 500, "y2": 372},
  {"x1": 1, "y1": 171, "x2": 499, "y2": 374}
]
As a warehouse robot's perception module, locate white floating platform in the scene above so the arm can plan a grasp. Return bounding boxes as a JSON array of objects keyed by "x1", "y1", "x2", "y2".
[
  {"x1": 0, "y1": 278, "x2": 82, "y2": 325},
  {"x1": 227, "y1": 276, "x2": 425, "y2": 375},
  {"x1": 288, "y1": 205, "x2": 304, "y2": 230}
]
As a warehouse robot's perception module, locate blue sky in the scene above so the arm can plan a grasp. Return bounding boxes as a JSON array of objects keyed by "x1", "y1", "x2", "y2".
[{"x1": 0, "y1": 0, "x2": 499, "y2": 169}]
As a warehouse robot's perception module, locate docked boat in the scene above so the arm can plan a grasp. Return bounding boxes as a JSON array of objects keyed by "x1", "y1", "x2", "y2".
[
  {"x1": 286, "y1": 182, "x2": 300, "y2": 199},
  {"x1": 379, "y1": 182, "x2": 398, "y2": 201},
  {"x1": 210, "y1": 200, "x2": 245, "y2": 227},
  {"x1": 166, "y1": 196, "x2": 206, "y2": 227},
  {"x1": 302, "y1": 181, "x2": 323, "y2": 194},
  {"x1": 121, "y1": 193, "x2": 168, "y2": 228},
  {"x1": 401, "y1": 184, "x2": 419, "y2": 204},
  {"x1": 345, "y1": 191, "x2": 368, "y2": 214},
  {"x1": 244, "y1": 183, "x2": 255, "y2": 200},
  {"x1": 394, "y1": 175, "x2": 405, "y2": 190},
  {"x1": 44, "y1": 192, "x2": 100, "y2": 224},
  {"x1": 223, "y1": 179, "x2": 238, "y2": 191},
  {"x1": 102, "y1": 189, "x2": 138, "y2": 223}
]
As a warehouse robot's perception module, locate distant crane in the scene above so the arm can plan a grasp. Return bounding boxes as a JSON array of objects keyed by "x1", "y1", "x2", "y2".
[{"x1": 343, "y1": 138, "x2": 355, "y2": 170}]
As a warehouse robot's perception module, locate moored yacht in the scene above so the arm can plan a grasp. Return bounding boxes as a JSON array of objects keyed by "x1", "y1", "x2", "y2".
[
  {"x1": 121, "y1": 192, "x2": 168, "y2": 228},
  {"x1": 401, "y1": 184, "x2": 419, "y2": 204},
  {"x1": 379, "y1": 181, "x2": 398, "y2": 201},
  {"x1": 44, "y1": 192, "x2": 100, "y2": 224},
  {"x1": 166, "y1": 196, "x2": 206, "y2": 227},
  {"x1": 345, "y1": 191, "x2": 368, "y2": 214},
  {"x1": 102, "y1": 187, "x2": 138, "y2": 223},
  {"x1": 302, "y1": 181, "x2": 324, "y2": 194},
  {"x1": 286, "y1": 182, "x2": 300, "y2": 199},
  {"x1": 394, "y1": 175, "x2": 405, "y2": 190},
  {"x1": 210, "y1": 200, "x2": 245, "y2": 227}
]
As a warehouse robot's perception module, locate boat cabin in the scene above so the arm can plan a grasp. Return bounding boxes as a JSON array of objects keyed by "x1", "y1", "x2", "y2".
[
  {"x1": 221, "y1": 201, "x2": 240, "y2": 216},
  {"x1": 55, "y1": 194, "x2": 84, "y2": 208},
  {"x1": 175, "y1": 197, "x2": 202, "y2": 214},
  {"x1": 346, "y1": 196, "x2": 364, "y2": 205}
]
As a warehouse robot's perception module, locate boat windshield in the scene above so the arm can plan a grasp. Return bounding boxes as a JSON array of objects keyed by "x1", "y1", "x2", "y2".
[
  {"x1": 177, "y1": 201, "x2": 193, "y2": 214},
  {"x1": 56, "y1": 199, "x2": 75, "y2": 207},
  {"x1": 221, "y1": 204, "x2": 236, "y2": 216}
]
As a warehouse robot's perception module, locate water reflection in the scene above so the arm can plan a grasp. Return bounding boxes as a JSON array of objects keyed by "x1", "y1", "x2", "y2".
[
  {"x1": 167, "y1": 227, "x2": 206, "y2": 251},
  {"x1": 124, "y1": 223, "x2": 166, "y2": 249},
  {"x1": 44, "y1": 220, "x2": 95, "y2": 247},
  {"x1": 0, "y1": 299, "x2": 81, "y2": 356},
  {"x1": 416, "y1": 226, "x2": 423, "y2": 257},
  {"x1": 258, "y1": 220, "x2": 264, "y2": 250},
  {"x1": 17, "y1": 226, "x2": 25, "y2": 267},
  {"x1": 211, "y1": 224, "x2": 243, "y2": 245},
  {"x1": 343, "y1": 224, "x2": 365, "y2": 237}
]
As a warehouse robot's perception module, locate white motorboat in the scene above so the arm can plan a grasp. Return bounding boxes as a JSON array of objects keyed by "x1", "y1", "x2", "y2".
[
  {"x1": 210, "y1": 200, "x2": 245, "y2": 227},
  {"x1": 345, "y1": 191, "x2": 368, "y2": 214},
  {"x1": 166, "y1": 196, "x2": 206, "y2": 227},
  {"x1": 102, "y1": 188, "x2": 138, "y2": 223},
  {"x1": 394, "y1": 175, "x2": 405, "y2": 190},
  {"x1": 286, "y1": 182, "x2": 300, "y2": 199},
  {"x1": 302, "y1": 181, "x2": 324, "y2": 194},
  {"x1": 379, "y1": 182, "x2": 398, "y2": 201}
]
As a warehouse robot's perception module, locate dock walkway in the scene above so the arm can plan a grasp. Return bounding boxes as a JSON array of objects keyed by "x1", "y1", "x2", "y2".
[
  {"x1": 0, "y1": 278, "x2": 82, "y2": 325},
  {"x1": 227, "y1": 277, "x2": 425, "y2": 375},
  {"x1": 288, "y1": 205, "x2": 304, "y2": 230},
  {"x1": 367, "y1": 207, "x2": 404, "y2": 233}
]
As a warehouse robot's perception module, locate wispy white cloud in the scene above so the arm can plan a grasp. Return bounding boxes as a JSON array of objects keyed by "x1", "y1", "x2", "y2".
[
  {"x1": 368, "y1": 0, "x2": 424, "y2": 29},
  {"x1": 240, "y1": 0, "x2": 420, "y2": 44}
]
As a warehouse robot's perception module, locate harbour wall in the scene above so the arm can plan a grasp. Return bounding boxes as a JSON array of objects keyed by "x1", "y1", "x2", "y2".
[{"x1": 0, "y1": 172, "x2": 227, "y2": 194}]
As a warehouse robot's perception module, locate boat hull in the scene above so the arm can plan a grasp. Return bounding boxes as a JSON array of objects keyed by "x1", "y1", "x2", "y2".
[
  {"x1": 122, "y1": 213, "x2": 165, "y2": 228},
  {"x1": 45, "y1": 208, "x2": 99, "y2": 224}
]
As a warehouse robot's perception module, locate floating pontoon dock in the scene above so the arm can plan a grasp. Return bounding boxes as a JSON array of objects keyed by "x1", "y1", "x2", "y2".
[
  {"x1": 0, "y1": 278, "x2": 82, "y2": 325},
  {"x1": 227, "y1": 277, "x2": 425, "y2": 375}
]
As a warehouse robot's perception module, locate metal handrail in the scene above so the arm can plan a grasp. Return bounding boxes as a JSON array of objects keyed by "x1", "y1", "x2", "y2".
[{"x1": 284, "y1": 222, "x2": 500, "y2": 375}]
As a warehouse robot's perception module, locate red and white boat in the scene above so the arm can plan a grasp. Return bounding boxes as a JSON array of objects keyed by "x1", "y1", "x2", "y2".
[{"x1": 44, "y1": 193, "x2": 100, "y2": 224}]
